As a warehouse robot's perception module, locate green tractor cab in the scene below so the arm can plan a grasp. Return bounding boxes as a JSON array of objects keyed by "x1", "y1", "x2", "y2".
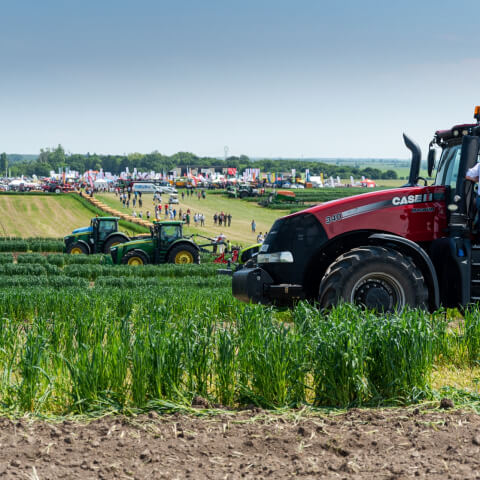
[
  {"x1": 64, "y1": 217, "x2": 131, "y2": 255},
  {"x1": 111, "y1": 220, "x2": 200, "y2": 266}
]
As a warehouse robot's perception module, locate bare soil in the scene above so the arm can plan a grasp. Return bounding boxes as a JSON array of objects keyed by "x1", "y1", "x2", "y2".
[{"x1": 1, "y1": 407, "x2": 480, "y2": 479}]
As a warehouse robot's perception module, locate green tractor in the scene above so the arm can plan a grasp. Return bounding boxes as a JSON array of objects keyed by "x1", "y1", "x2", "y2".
[
  {"x1": 110, "y1": 220, "x2": 200, "y2": 266},
  {"x1": 64, "y1": 217, "x2": 133, "y2": 255}
]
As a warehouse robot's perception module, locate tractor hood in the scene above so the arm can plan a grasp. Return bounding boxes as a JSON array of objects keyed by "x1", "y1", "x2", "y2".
[
  {"x1": 72, "y1": 226, "x2": 93, "y2": 235},
  {"x1": 286, "y1": 185, "x2": 448, "y2": 243}
]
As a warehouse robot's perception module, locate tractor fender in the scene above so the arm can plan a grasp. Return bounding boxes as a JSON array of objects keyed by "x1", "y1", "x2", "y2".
[
  {"x1": 368, "y1": 233, "x2": 439, "y2": 311},
  {"x1": 105, "y1": 232, "x2": 130, "y2": 243},
  {"x1": 73, "y1": 239, "x2": 91, "y2": 254}
]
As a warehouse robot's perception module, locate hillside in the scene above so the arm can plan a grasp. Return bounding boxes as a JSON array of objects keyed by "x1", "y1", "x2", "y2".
[{"x1": 0, "y1": 195, "x2": 97, "y2": 237}]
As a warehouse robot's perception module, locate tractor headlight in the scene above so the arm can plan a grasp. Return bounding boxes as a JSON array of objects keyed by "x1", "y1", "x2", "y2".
[{"x1": 257, "y1": 251, "x2": 294, "y2": 264}]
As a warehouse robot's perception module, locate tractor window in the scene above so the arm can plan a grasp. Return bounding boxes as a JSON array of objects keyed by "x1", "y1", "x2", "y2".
[
  {"x1": 434, "y1": 145, "x2": 462, "y2": 190},
  {"x1": 99, "y1": 220, "x2": 116, "y2": 232},
  {"x1": 160, "y1": 225, "x2": 181, "y2": 242}
]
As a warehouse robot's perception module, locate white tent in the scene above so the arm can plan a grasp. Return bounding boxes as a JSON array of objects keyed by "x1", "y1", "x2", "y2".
[{"x1": 93, "y1": 178, "x2": 108, "y2": 188}]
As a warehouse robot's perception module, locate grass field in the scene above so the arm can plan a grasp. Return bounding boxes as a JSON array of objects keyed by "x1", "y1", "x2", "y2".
[
  {"x1": 0, "y1": 194, "x2": 97, "y2": 237},
  {"x1": 96, "y1": 192, "x2": 290, "y2": 245}
]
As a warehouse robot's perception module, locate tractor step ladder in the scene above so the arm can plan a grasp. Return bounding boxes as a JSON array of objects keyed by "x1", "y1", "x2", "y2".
[{"x1": 470, "y1": 245, "x2": 480, "y2": 302}]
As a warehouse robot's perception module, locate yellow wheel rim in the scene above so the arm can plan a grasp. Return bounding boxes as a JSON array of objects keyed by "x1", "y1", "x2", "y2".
[
  {"x1": 127, "y1": 256, "x2": 144, "y2": 266},
  {"x1": 70, "y1": 247, "x2": 83, "y2": 254},
  {"x1": 110, "y1": 241, "x2": 121, "y2": 247},
  {"x1": 175, "y1": 251, "x2": 193, "y2": 264}
]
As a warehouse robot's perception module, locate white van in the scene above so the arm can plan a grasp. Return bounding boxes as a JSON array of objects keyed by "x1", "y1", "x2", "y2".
[{"x1": 132, "y1": 183, "x2": 163, "y2": 193}]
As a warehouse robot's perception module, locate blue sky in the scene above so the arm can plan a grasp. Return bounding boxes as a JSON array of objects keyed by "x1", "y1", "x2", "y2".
[{"x1": 1, "y1": 0, "x2": 479, "y2": 158}]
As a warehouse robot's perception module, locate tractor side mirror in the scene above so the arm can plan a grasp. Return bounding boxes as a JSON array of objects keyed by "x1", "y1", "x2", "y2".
[{"x1": 427, "y1": 148, "x2": 436, "y2": 177}]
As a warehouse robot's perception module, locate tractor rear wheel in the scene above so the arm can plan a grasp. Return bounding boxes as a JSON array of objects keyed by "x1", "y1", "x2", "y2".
[
  {"x1": 319, "y1": 246, "x2": 427, "y2": 312},
  {"x1": 67, "y1": 242, "x2": 89, "y2": 255},
  {"x1": 103, "y1": 235, "x2": 129, "y2": 254},
  {"x1": 168, "y1": 244, "x2": 200, "y2": 264},
  {"x1": 122, "y1": 250, "x2": 149, "y2": 266}
]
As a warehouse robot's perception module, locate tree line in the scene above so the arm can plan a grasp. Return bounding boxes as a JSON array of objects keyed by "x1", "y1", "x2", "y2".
[{"x1": 2, "y1": 146, "x2": 398, "y2": 180}]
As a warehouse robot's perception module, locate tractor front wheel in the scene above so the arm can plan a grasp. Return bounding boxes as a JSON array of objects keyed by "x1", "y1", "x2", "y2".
[
  {"x1": 168, "y1": 244, "x2": 200, "y2": 264},
  {"x1": 66, "y1": 242, "x2": 89, "y2": 255},
  {"x1": 319, "y1": 246, "x2": 427, "y2": 312},
  {"x1": 122, "y1": 250, "x2": 149, "y2": 266}
]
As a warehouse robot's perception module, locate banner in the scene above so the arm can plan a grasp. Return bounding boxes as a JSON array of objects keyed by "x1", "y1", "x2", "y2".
[{"x1": 227, "y1": 167, "x2": 237, "y2": 176}]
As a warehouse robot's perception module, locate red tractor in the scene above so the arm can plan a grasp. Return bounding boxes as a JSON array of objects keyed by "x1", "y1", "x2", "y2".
[{"x1": 233, "y1": 107, "x2": 480, "y2": 312}]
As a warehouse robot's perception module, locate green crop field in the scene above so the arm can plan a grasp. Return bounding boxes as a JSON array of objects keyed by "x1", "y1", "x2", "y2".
[
  {"x1": 0, "y1": 245, "x2": 476, "y2": 415},
  {"x1": 0, "y1": 253, "x2": 478, "y2": 416}
]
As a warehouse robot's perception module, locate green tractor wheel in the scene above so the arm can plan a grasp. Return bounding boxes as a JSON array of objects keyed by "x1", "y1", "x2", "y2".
[
  {"x1": 168, "y1": 244, "x2": 200, "y2": 264},
  {"x1": 67, "y1": 242, "x2": 89, "y2": 255},
  {"x1": 122, "y1": 250, "x2": 149, "y2": 266}
]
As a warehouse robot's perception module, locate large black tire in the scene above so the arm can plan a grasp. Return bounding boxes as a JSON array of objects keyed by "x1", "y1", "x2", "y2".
[
  {"x1": 167, "y1": 244, "x2": 200, "y2": 264},
  {"x1": 121, "y1": 250, "x2": 149, "y2": 266},
  {"x1": 103, "y1": 235, "x2": 129, "y2": 254},
  {"x1": 66, "y1": 242, "x2": 89, "y2": 255},
  {"x1": 54, "y1": 187, "x2": 61, "y2": 194},
  {"x1": 319, "y1": 246, "x2": 428, "y2": 312}
]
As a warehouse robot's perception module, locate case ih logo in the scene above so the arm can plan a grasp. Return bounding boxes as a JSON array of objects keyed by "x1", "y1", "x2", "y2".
[{"x1": 392, "y1": 193, "x2": 433, "y2": 206}]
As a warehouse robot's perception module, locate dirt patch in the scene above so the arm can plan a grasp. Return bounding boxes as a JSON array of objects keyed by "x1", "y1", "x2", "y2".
[{"x1": 1, "y1": 407, "x2": 480, "y2": 479}]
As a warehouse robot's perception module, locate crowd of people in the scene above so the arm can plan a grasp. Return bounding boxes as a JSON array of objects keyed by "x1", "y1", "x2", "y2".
[
  {"x1": 213, "y1": 212, "x2": 232, "y2": 227},
  {"x1": 113, "y1": 187, "x2": 272, "y2": 250}
]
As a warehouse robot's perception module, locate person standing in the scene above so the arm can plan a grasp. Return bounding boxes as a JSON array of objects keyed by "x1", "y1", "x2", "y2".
[
  {"x1": 227, "y1": 213, "x2": 232, "y2": 227},
  {"x1": 251, "y1": 219, "x2": 256, "y2": 233}
]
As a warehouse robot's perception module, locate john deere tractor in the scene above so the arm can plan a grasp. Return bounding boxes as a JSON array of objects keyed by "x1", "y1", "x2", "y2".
[
  {"x1": 110, "y1": 220, "x2": 200, "y2": 265},
  {"x1": 64, "y1": 217, "x2": 132, "y2": 254}
]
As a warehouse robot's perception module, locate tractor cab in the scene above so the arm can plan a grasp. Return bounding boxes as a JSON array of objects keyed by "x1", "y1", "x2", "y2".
[
  {"x1": 151, "y1": 221, "x2": 183, "y2": 249},
  {"x1": 91, "y1": 217, "x2": 119, "y2": 249},
  {"x1": 424, "y1": 109, "x2": 480, "y2": 305}
]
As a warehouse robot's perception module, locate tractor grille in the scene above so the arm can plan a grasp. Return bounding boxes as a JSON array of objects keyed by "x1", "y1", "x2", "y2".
[{"x1": 260, "y1": 213, "x2": 327, "y2": 285}]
